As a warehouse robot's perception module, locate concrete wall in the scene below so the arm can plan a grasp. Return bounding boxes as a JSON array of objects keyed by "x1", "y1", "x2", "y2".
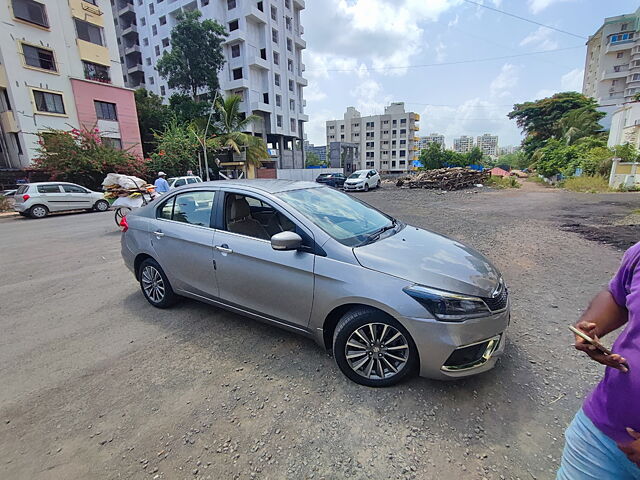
[
  {"x1": 276, "y1": 168, "x2": 342, "y2": 182},
  {"x1": 609, "y1": 159, "x2": 640, "y2": 187}
]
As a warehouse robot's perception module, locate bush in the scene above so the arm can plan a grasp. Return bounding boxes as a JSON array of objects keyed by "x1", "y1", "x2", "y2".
[
  {"x1": 0, "y1": 195, "x2": 11, "y2": 212},
  {"x1": 486, "y1": 175, "x2": 521, "y2": 189},
  {"x1": 562, "y1": 176, "x2": 610, "y2": 193}
]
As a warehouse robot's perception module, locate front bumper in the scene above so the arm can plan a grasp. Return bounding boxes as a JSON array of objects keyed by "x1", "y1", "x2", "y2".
[
  {"x1": 401, "y1": 307, "x2": 509, "y2": 379},
  {"x1": 344, "y1": 183, "x2": 365, "y2": 191}
]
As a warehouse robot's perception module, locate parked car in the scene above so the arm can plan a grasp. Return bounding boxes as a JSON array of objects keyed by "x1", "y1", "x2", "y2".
[
  {"x1": 1, "y1": 189, "x2": 16, "y2": 197},
  {"x1": 343, "y1": 169, "x2": 381, "y2": 191},
  {"x1": 13, "y1": 182, "x2": 109, "y2": 218},
  {"x1": 121, "y1": 180, "x2": 508, "y2": 387},
  {"x1": 315, "y1": 172, "x2": 347, "y2": 188},
  {"x1": 167, "y1": 176, "x2": 203, "y2": 189}
]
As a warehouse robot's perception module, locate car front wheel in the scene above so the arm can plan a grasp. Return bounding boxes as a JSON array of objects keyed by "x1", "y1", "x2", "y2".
[
  {"x1": 139, "y1": 258, "x2": 178, "y2": 308},
  {"x1": 94, "y1": 199, "x2": 109, "y2": 212},
  {"x1": 364, "y1": 183, "x2": 369, "y2": 192},
  {"x1": 333, "y1": 308, "x2": 417, "y2": 387}
]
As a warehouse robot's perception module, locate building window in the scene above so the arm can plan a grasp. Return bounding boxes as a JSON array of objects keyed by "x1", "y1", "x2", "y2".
[
  {"x1": 400, "y1": 118, "x2": 407, "y2": 124},
  {"x1": 83, "y1": 61, "x2": 111, "y2": 83},
  {"x1": 155, "y1": 45, "x2": 160, "y2": 56},
  {"x1": 162, "y1": 37, "x2": 169, "y2": 47},
  {"x1": 290, "y1": 118, "x2": 296, "y2": 132},
  {"x1": 617, "y1": 52, "x2": 624, "y2": 58},
  {"x1": 21, "y1": 43, "x2": 56, "y2": 71},
  {"x1": 285, "y1": 0, "x2": 290, "y2": 8},
  {"x1": 232, "y1": 67, "x2": 242, "y2": 80},
  {"x1": 270, "y1": 5, "x2": 277, "y2": 21},
  {"x1": 146, "y1": 57, "x2": 151, "y2": 65},
  {"x1": 33, "y1": 90, "x2": 65, "y2": 114},
  {"x1": 95, "y1": 100, "x2": 117, "y2": 120},
  {"x1": 143, "y1": 37, "x2": 149, "y2": 46},
  {"x1": 159, "y1": 15, "x2": 166, "y2": 25},
  {"x1": 274, "y1": 73, "x2": 280, "y2": 86},
  {"x1": 140, "y1": 17, "x2": 146, "y2": 26},
  {"x1": 287, "y1": 38, "x2": 293, "y2": 52},
  {"x1": 160, "y1": 85, "x2": 166, "y2": 95},
  {"x1": 13, "y1": 133, "x2": 23, "y2": 155},
  {"x1": 287, "y1": 59, "x2": 293, "y2": 72},
  {"x1": 228, "y1": 19, "x2": 239, "y2": 31},
  {"x1": 12, "y1": 0, "x2": 48, "y2": 28},
  {"x1": 288, "y1": 79, "x2": 294, "y2": 91},
  {"x1": 233, "y1": 89, "x2": 244, "y2": 101},
  {"x1": 257, "y1": 1, "x2": 263, "y2": 12},
  {"x1": 399, "y1": 150, "x2": 406, "y2": 157},
  {"x1": 272, "y1": 28, "x2": 278, "y2": 43},
  {"x1": 201, "y1": 0, "x2": 209, "y2": 5},
  {"x1": 75, "y1": 18, "x2": 104, "y2": 45},
  {"x1": 227, "y1": 0, "x2": 236, "y2": 9},
  {"x1": 149, "y1": 76, "x2": 155, "y2": 85},
  {"x1": 273, "y1": 51, "x2": 279, "y2": 65},
  {"x1": 400, "y1": 129, "x2": 406, "y2": 134},
  {"x1": 289, "y1": 99, "x2": 295, "y2": 110},
  {"x1": 285, "y1": 16, "x2": 292, "y2": 31},
  {"x1": 149, "y1": 3, "x2": 154, "y2": 14},
  {"x1": 102, "y1": 137, "x2": 123, "y2": 149},
  {"x1": 622, "y1": 23, "x2": 628, "y2": 30},
  {"x1": 275, "y1": 94, "x2": 281, "y2": 107},
  {"x1": 277, "y1": 115, "x2": 282, "y2": 127},
  {"x1": 231, "y1": 44, "x2": 240, "y2": 57},
  {"x1": 152, "y1": 24, "x2": 157, "y2": 35}
]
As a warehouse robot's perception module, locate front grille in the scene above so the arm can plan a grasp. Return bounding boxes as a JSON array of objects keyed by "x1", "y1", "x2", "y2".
[
  {"x1": 444, "y1": 341, "x2": 490, "y2": 368},
  {"x1": 483, "y1": 285, "x2": 508, "y2": 312}
]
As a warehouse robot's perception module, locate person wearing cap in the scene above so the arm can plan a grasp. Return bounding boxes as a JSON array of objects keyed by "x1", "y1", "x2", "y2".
[{"x1": 154, "y1": 171, "x2": 170, "y2": 194}]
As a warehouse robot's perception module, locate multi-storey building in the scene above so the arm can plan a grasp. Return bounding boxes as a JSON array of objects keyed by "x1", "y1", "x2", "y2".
[
  {"x1": 476, "y1": 133, "x2": 498, "y2": 157},
  {"x1": 416, "y1": 133, "x2": 444, "y2": 151},
  {"x1": 325, "y1": 103, "x2": 420, "y2": 173},
  {"x1": 453, "y1": 135, "x2": 474, "y2": 154},
  {"x1": 116, "y1": 0, "x2": 308, "y2": 169},
  {"x1": 497, "y1": 145, "x2": 519, "y2": 156},
  {"x1": 583, "y1": 8, "x2": 640, "y2": 121},
  {"x1": 0, "y1": 0, "x2": 142, "y2": 169},
  {"x1": 303, "y1": 141, "x2": 326, "y2": 163}
]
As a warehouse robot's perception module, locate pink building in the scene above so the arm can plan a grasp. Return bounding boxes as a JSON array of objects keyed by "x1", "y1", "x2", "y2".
[{"x1": 70, "y1": 79, "x2": 143, "y2": 158}]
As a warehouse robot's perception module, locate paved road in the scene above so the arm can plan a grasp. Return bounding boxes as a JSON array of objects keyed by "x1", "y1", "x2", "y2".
[{"x1": 0, "y1": 186, "x2": 638, "y2": 479}]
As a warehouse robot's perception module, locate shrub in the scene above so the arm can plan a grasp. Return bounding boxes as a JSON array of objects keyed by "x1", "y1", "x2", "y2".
[
  {"x1": 562, "y1": 176, "x2": 610, "y2": 193},
  {"x1": 0, "y1": 195, "x2": 11, "y2": 212},
  {"x1": 486, "y1": 175, "x2": 521, "y2": 189}
]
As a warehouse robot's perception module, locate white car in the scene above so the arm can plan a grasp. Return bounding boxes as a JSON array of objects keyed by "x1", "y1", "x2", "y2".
[
  {"x1": 13, "y1": 182, "x2": 109, "y2": 218},
  {"x1": 343, "y1": 169, "x2": 381, "y2": 191},
  {"x1": 167, "y1": 176, "x2": 203, "y2": 189}
]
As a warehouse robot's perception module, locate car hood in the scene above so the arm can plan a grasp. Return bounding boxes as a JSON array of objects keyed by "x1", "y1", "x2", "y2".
[
  {"x1": 352, "y1": 225, "x2": 501, "y2": 298},
  {"x1": 345, "y1": 178, "x2": 364, "y2": 183}
]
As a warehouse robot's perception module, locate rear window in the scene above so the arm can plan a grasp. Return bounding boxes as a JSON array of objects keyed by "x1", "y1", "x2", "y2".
[
  {"x1": 37, "y1": 185, "x2": 61, "y2": 193},
  {"x1": 16, "y1": 185, "x2": 29, "y2": 195}
]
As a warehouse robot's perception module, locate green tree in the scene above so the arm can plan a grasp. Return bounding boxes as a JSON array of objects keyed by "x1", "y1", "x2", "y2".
[
  {"x1": 498, "y1": 151, "x2": 529, "y2": 170},
  {"x1": 556, "y1": 107, "x2": 604, "y2": 145},
  {"x1": 305, "y1": 151, "x2": 325, "y2": 167},
  {"x1": 33, "y1": 126, "x2": 147, "y2": 189},
  {"x1": 156, "y1": 10, "x2": 227, "y2": 100},
  {"x1": 134, "y1": 88, "x2": 171, "y2": 157},
  {"x1": 215, "y1": 95, "x2": 269, "y2": 167},
  {"x1": 419, "y1": 142, "x2": 444, "y2": 169},
  {"x1": 613, "y1": 143, "x2": 639, "y2": 162},
  {"x1": 466, "y1": 147, "x2": 483, "y2": 165},
  {"x1": 168, "y1": 93, "x2": 211, "y2": 124},
  {"x1": 149, "y1": 119, "x2": 206, "y2": 176}
]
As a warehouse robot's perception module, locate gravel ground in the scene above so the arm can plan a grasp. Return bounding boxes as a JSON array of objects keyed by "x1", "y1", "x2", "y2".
[{"x1": 0, "y1": 182, "x2": 639, "y2": 480}]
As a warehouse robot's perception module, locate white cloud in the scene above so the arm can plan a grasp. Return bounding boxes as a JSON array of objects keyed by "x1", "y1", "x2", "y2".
[
  {"x1": 560, "y1": 68, "x2": 584, "y2": 92},
  {"x1": 435, "y1": 40, "x2": 447, "y2": 62},
  {"x1": 490, "y1": 63, "x2": 520, "y2": 98},
  {"x1": 528, "y1": 0, "x2": 572, "y2": 14},
  {"x1": 519, "y1": 27, "x2": 558, "y2": 51},
  {"x1": 447, "y1": 14, "x2": 459, "y2": 27},
  {"x1": 535, "y1": 88, "x2": 556, "y2": 99}
]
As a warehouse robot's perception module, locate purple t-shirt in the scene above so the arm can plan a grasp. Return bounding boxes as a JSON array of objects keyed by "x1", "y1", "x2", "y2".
[{"x1": 583, "y1": 242, "x2": 640, "y2": 444}]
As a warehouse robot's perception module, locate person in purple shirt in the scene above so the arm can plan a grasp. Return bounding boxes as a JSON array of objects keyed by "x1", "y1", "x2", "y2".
[{"x1": 557, "y1": 242, "x2": 640, "y2": 479}]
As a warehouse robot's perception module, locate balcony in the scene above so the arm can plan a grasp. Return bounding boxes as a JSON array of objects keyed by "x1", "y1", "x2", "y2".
[
  {"x1": 226, "y1": 78, "x2": 250, "y2": 90},
  {"x1": 251, "y1": 101, "x2": 270, "y2": 112},
  {"x1": 0, "y1": 111, "x2": 19, "y2": 133},
  {"x1": 224, "y1": 29, "x2": 247, "y2": 45},
  {"x1": 602, "y1": 65, "x2": 629, "y2": 80},
  {"x1": 121, "y1": 24, "x2": 138, "y2": 37},
  {"x1": 298, "y1": 113, "x2": 309, "y2": 122},
  {"x1": 127, "y1": 64, "x2": 144, "y2": 74},
  {"x1": 124, "y1": 44, "x2": 141, "y2": 55},
  {"x1": 297, "y1": 76, "x2": 308, "y2": 86},
  {"x1": 245, "y1": 5, "x2": 267, "y2": 24},
  {"x1": 118, "y1": 4, "x2": 135, "y2": 17},
  {"x1": 294, "y1": 35, "x2": 306, "y2": 49},
  {"x1": 248, "y1": 54, "x2": 269, "y2": 70},
  {"x1": 293, "y1": 0, "x2": 306, "y2": 8},
  {"x1": 606, "y1": 41, "x2": 635, "y2": 54}
]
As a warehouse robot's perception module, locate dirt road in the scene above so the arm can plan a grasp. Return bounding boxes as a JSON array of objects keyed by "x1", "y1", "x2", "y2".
[{"x1": 0, "y1": 185, "x2": 638, "y2": 480}]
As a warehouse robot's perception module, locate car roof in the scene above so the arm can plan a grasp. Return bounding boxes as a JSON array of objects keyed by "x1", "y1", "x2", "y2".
[
  {"x1": 196, "y1": 179, "x2": 323, "y2": 194},
  {"x1": 25, "y1": 181, "x2": 80, "y2": 185}
]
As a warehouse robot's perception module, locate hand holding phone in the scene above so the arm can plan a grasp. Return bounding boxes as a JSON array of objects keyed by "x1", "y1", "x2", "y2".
[{"x1": 569, "y1": 324, "x2": 630, "y2": 372}]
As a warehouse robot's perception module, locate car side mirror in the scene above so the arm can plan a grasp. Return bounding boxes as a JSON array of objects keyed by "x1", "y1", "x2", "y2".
[{"x1": 271, "y1": 231, "x2": 303, "y2": 251}]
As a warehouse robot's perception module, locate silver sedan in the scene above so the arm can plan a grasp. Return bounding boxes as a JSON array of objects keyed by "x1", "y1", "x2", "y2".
[{"x1": 120, "y1": 180, "x2": 509, "y2": 387}]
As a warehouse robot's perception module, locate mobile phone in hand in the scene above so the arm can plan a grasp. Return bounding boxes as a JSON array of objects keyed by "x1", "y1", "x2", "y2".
[{"x1": 568, "y1": 325, "x2": 630, "y2": 371}]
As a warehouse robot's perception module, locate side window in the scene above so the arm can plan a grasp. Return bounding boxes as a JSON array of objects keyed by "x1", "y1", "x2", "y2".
[
  {"x1": 174, "y1": 178, "x2": 187, "y2": 187},
  {"x1": 224, "y1": 193, "x2": 296, "y2": 240},
  {"x1": 157, "y1": 191, "x2": 215, "y2": 227},
  {"x1": 62, "y1": 184, "x2": 87, "y2": 193},
  {"x1": 37, "y1": 184, "x2": 61, "y2": 193},
  {"x1": 186, "y1": 177, "x2": 199, "y2": 184}
]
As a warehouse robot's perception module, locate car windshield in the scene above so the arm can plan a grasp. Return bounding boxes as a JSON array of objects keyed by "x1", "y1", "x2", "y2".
[
  {"x1": 348, "y1": 172, "x2": 365, "y2": 179},
  {"x1": 317, "y1": 174, "x2": 330, "y2": 178},
  {"x1": 277, "y1": 187, "x2": 396, "y2": 247},
  {"x1": 167, "y1": 178, "x2": 177, "y2": 184}
]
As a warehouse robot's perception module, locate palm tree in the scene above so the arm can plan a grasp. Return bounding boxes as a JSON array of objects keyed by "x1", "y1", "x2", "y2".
[
  {"x1": 214, "y1": 95, "x2": 269, "y2": 167},
  {"x1": 556, "y1": 107, "x2": 603, "y2": 145}
]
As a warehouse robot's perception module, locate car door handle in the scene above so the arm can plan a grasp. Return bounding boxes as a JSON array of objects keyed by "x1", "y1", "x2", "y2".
[
  {"x1": 215, "y1": 244, "x2": 233, "y2": 254},
  {"x1": 153, "y1": 231, "x2": 164, "y2": 237}
]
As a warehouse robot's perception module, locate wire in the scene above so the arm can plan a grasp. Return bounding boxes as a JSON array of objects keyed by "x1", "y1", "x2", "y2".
[
  {"x1": 310, "y1": 46, "x2": 584, "y2": 73},
  {"x1": 461, "y1": 0, "x2": 588, "y2": 40}
]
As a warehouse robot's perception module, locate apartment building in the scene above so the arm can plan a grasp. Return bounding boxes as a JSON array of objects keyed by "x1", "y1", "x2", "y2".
[
  {"x1": 0, "y1": 0, "x2": 142, "y2": 169},
  {"x1": 476, "y1": 133, "x2": 498, "y2": 157},
  {"x1": 116, "y1": 0, "x2": 308, "y2": 169},
  {"x1": 303, "y1": 141, "x2": 326, "y2": 163},
  {"x1": 453, "y1": 135, "x2": 474, "y2": 154},
  {"x1": 416, "y1": 133, "x2": 444, "y2": 151},
  {"x1": 325, "y1": 103, "x2": 420, "y2": 173},
  {"x1": 583, "y1": 8, "x2": 640, "y2": 121}
]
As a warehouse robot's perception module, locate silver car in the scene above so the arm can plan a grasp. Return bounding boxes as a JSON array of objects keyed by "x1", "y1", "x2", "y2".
[
  {"x1": 13, "y1": 182, "x2": 110, "y2": 218},
  {"x1": 121, "y1": 180, "x2": 509, "y2": 386}
]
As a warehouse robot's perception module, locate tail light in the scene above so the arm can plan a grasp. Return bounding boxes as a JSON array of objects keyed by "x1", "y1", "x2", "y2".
[
  {"x1": 120, "y1": 215, "x2": 129, "y2": 232},
  {"x1": 22, "y1": 194, "x2": 30, "y2": 201}
]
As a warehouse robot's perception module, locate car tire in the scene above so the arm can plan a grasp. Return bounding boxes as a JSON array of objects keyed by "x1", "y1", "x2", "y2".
[
  {"x1": 18, "y1": 212, "x2": 28, "y2": 217},
  {"x1": 364, "y1": 183, "x2": 370, "y2": 192},
  {"x1": 138, "y1": 258, "x2": 178, "y2": 309},
  {"x1": 93, "y1": 199, "x2": 110, "y2": 212},
  {"x1": 29, "y1": 204, "x2": 48, "y2": 219},
  {"x1": 333, "y1": 307, "x2": 418, "y2": 387},
  {"x1": 377, "y1": 180, "x2": 381, "y2": 188}
]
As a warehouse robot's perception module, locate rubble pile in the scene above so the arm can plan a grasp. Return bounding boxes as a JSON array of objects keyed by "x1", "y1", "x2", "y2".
[{"x1": 396, "y1": 168, "x2": 489, "y2": 191}]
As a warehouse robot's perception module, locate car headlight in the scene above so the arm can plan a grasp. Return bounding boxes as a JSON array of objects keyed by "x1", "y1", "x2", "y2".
[{"x1": 402, "y1": 285, "x2": 490, "y2": 322}]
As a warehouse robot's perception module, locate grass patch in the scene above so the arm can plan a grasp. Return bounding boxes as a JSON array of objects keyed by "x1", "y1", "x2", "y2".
[
  {"x1": 562, "y1": 176, "x2": 610, "y2": 193},
  {"x1": 485, "y1": 176, "x2": 521, "y2": 189}
]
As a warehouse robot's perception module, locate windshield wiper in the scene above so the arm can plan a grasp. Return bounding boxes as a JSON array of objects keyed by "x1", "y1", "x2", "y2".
[{"x1": 357, "y1": 220, "x2": 397, "y2": 246}]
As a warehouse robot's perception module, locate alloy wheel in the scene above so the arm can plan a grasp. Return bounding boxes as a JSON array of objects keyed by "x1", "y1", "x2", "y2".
[
  {"x1": 345, "y1": 322, "x2": 409, "y2": 380},
  {"x1": 96, "y1": 200, "x2": 109, "y2": 211},
  {"x1": 141, "y1": 265, "x2": 165, "y2": 303},
  {"x1": 31, "y1": 206, "x2": 47, "y2": 218}
]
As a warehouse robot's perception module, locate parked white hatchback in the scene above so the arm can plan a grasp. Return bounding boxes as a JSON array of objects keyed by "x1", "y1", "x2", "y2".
[
  {"x1": 167, "y1": 176, "x2": 203, "y2": 189},
  {"x1": 13, "y1": 182, "x2": 110, "y2": 218},
  {"x1": 343, "y1": 169, "x2": 381, "y2": 192}
]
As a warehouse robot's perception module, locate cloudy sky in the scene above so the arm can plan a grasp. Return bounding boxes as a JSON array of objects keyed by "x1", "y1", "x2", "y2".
[{"x1": 300, "y1": 0, "x2": 629, "y2": 148}]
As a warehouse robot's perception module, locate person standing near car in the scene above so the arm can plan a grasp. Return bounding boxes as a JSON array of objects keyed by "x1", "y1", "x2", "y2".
[
  {"x1": 154, "y1": 171, "x2": 170, "y2": 194},
  {"x1": 557, "y1": 241, "x2": 640, "y2": 479}
]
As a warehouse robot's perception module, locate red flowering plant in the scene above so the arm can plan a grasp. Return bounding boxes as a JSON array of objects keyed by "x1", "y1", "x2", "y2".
[{"x1": 33, "y1": 125, "x2": 148, "y2": 190}]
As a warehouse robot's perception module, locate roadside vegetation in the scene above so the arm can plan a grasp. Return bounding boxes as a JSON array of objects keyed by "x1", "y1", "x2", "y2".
[
  {"x1": 560, "y1": 176, "x2": 610, "y2": 193},
  {"x1": 485, "y1": 176, "x2": 520, "y2": 189},
  {"x1": 0, "y1": 195, "x2": 11, "y2": 212}
]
